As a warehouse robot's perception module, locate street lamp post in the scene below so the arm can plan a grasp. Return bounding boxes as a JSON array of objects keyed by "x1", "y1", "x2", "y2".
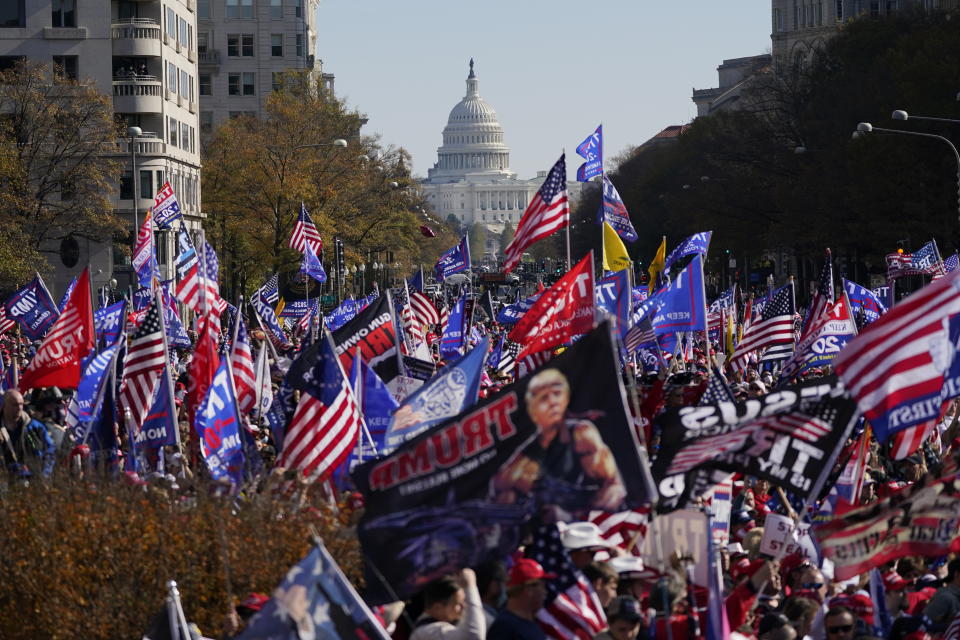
[
  {"x1": 128, "y1": 126, "x2": 142, "y2": 233},
  {"x1": 856, "y1": 121, "x2": 960, "y2": 238}
]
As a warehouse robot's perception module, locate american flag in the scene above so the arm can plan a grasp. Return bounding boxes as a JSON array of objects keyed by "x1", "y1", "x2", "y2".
[
  {"x1": 732, "y1": 283, "x2": 795, "y2": 363},
  {"x1": 410, "y1": 290, "x2": 440, "y2": 327},
  {"x1": 624, "y1": 316, "x2": 656, "y2": 353},
  {"x1": 289, "y1": 202, "x2": 323, "y2": 254},
  {"x1": 801, "y1": 249, "x2": 834, "y2": 339},
  {"x1": 889, "y1": 416, "x2": 938, "y2": 461},
  {"x1": 502, "y1": 154, "x2": 569, "y2": 274},
  {"x1": 119, "y1": 299, "x2": 166, "y2": 429},
  {"x1": 517, "y1": 349, "x2": 552, "y2": 379},
  {"x1": 946, "y1": 252, "x2": 960, "y2": 273},
  {"x1": 176, "y1": 235, "x2": 227, "y2": 317},
  {"x1": 231, "y1": 316, "x2": 257, "y2": 413},
  {"x1": 945, "y1": 612, "x2": 960, "y2": 640},
  {"x1": 699, "y1": 366, "x2": 736, "y2": 405},
  {"x1": 279, "y1": 332, "x2": 362, "y2": 483},
  {"x1": 589, "y1": 508, "x2": 651, "y2": 555},
  {"x1": 528, "y1": 522, "x2": 606, "y2": 639},
  {"x1": 497, "y1": 340, "x2": 520, "y2": 375},
  {"x1": 835, "y1": 269, "x2": 960, "y2": 442},
  {"x1": 0, "y1": 305, "x2": 16, "y2": 335},
  {"x1": 438, "y1": 303, "x2": 450, "y2": 337}
]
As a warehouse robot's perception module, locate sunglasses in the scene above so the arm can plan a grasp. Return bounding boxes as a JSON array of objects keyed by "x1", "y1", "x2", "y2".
[
  {"x1": 802, "y1": 582, "x2": 824, "y2": 589},
  {"x1": 827, "y1": 625, "x2": 853, "y2": 634}
]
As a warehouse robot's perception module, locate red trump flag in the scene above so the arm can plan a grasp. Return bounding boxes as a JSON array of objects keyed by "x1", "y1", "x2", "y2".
[{"x1": 509, "y1": 252, "x2": 595, "y2": 360}]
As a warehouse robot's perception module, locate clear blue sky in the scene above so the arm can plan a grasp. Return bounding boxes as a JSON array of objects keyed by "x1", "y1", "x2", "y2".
[{"x1": 316, "y1": 1, "x2": 772, "y2": 180}]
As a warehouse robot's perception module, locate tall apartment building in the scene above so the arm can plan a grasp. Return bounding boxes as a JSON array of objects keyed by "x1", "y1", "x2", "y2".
[
  {"x1": 0, "y1": 0, "x2": 202, "y2": 295},
  {"x1": 195, "y1": 0, "x2": 331, "y2": 136}
]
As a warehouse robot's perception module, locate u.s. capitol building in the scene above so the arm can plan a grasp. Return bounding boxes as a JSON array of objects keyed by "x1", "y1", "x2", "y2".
[{"x1": 420, "y1": 60, "x2": 580, "y2": 263}]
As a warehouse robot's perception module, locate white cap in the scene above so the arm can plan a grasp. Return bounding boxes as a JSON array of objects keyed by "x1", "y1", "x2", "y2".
[{"x1": 561, "y1": 522, "x2": 610, "y2": 551}]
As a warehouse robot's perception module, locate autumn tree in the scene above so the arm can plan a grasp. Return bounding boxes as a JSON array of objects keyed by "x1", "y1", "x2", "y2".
[
  {"x1": 0, "y1": 60, "x2": 124, "y2": 287},
  {"x1": 202, "y1": 71, "x2": 455, "y2": 299}
]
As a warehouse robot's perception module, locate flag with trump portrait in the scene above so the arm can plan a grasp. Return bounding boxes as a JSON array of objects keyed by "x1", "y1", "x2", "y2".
[{"x1": 351, "y1": 322, "x2": 655, "y2": 604}]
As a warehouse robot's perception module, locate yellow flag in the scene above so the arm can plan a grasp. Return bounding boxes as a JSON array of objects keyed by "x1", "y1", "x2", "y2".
[
  {"x1": 274, "y1": 298, "x2": 285, "y2": 318},
  {"x1": 602, "y1": 222, "x2": 631, "y2": 272},
  {"x1": 725, "y1": 310, "x2": 736, "y2": 357},
  {"x1": 648, "y1": 236, "x2": 666, "y2": 294}
]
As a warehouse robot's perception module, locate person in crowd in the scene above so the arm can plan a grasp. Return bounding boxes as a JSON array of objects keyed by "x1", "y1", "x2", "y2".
[
  {"x1": 784, "y1": 596, "x2": 820, "y2": 640},
  {"x1": 0, "y1": 389, "x2": 55, "y2": 480},
  {"x1": 475, "y1": 560, "x2": 507, "y2": 629},
  {"x1": 594, "y1": 595, "x2": 642, "y2": 640},
  {"x1": 921, "y1": 558, "x2": 960, "y2": 632},
  {"x1": 561, "y1": 521, "x2": 613, "y2": 569},
  {"x1": 610, "y1": 556, "x2": 646, "y2": 601},
  {"x1": 487, "y1": 559, "x2": 556, "y2": 640},
  {"x1": 582, "y1": 561, "x2": 618, "y2": 609},
  {"x1": 759, "y1": 612, "x2": 798, "y2": 640},
  {"x1": 410, "y1": 569, "x2": 484, "y2": 640},
  {"x1": 821, "y1": 606, "x2": 857, "y2": 640}
]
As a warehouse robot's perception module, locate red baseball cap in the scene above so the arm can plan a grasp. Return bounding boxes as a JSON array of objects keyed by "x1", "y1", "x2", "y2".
[
  {"x1": 507, "y1": 559, "x2": 558, "y2": 587},
  {"x1": 884, "y1": 574, "x2": 909, "y2": 591}
]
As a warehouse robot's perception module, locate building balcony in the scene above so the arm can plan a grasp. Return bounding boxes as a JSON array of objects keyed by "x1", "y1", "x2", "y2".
[
  {"x1": 198, "y1": 49, "x2": 220, "y2": 66},
  {"x1": 116, "y1": 131, "x2": 166, "y2": 156},
  {"x1": 111, "y1": 19, "x2": 161, "y2": 57},
  {"x1": 112, "y1": 77, "x2": 163, "y2": 113}
]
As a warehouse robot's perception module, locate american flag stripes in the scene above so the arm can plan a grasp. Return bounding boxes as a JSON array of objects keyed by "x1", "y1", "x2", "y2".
[
  {"x1": 889, "y1": 416, "x2": 939, "y2": 461},
  {"x1": 517, "y1": 349, "x2": 552, "y2": 379},
  {"x1": 589, "y1": 508, "x2": 650, "y2": 554},
  {"x1": 699, "y1": 366, "x2": 736, "y2": 405},
  {"x1": 732, "y1": 283, "x2": 795, "y2": 363},
  {"x1": 0, "y1": 305, "x2": 16, "y2": 336},
  {"x1": 289, "y1": 202, "x2": 323, "y2": 254},
  {"x1": 176, "y1": 237, "x2": 227, "y2": 317},
  {"x1": 497, "y1": 340, "x2": 520, "y2": 375},
  {"x1": 624, "y1": 316, "x2": 656, "y2": 354},
  {"x1": 230, "y1": 317, "x2": 257, "y2": 413},
  {"x1": 801, "y1": 249, "x2": 834, "y2": 339},
  {"x1": 409, "y1": 290, "x2": 440, "y2": 327},
  {"x1": 528, "y1": 522, "x2": 606, "y2": 640},
  {"x1": 834, "y1": 269, "x2": 960, "y2": 442},
  {"x1": 279, "y1": 332, "x2": 363, "y2": 483},
  {"x1": 502, "y1": 153, "x2": 569, "y2": 274},
  {"x1": 119, "y1": 299, "x2": 166, "y2": 429}
]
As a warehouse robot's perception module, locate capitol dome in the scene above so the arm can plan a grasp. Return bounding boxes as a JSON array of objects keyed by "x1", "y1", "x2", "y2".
[{"x1": 425, "y1": 59, "x2": 514, "y2": 183}]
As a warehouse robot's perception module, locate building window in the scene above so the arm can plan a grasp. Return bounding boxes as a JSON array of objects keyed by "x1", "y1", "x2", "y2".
[
  {"x1": 887, "y1": 0, "x2": 898, "y2": 11},
  {"x1": 198, "y1": 0, "x2": 210, "y2": 19},
  {"x1": 60, "y1": 175, "x2": 76, "y2": 201},
  {"x1": 228, "y1": 34, "x2": 253, "y2": 56},
  {"x1": 52, "y1": 56, "x2": 78, "y2": 81},
  {"x1": 0, "y1": 2, "x2": 24, "y2": 27},
  {"x1": 166, "y1": 7, "x2": 176, "y2": 39},
  {"x1": 168, "y1": 117, "x2": 178, "y2": 146},
  {"x1": 294, "y1": 0, "x2": 302, "y2": 17},
  {"x1": 271, "y1": 71, "x2": 283, "y2": 91},
  {"x1": 270, "y1": 0, "x2": 282, "y2": 19},
  {"x1": 225, "y1": 0, "x2": 253, "y2": 19},
  {"x1": 179, "y1": 69, "x2": 189, "y2": 97},
  {"x1": 166, "y1": 62, "x2": 176, "y2": 92},
  {"x1": 178, "y1": 16, "x2": 188, "y2": 46},
  {"x1": 271, "y1": 34, "x2": 282, "y2": 56},
  {"x1": 228, "y1": 72, "x2": 240, "y2": 95},
  {"x1": 199, "y1": 73, "x2": 211, "y2": 95},
  {"x1": 180, "y1": 123, "x2": 189, "y2": 150},
  {"x1": 200, "y1": 110, "x2": 213, "y2": 133},
  {"x1": 836, "y1": 0, "x2": 843, "y2": 20},
  {"x1": 229, "y1": 111, "x2": 256, "y2": 118},
  {"x1": 139, "y1": 170, "x2": 152, "y2": 201},
  {"x1": 794, "y1": 1, "x2": 799, "y2": 28},
  {"x1": 295, "y1": 33, "x2": 303, "y2": 57},
  {"x1": 197, "y1": 31, "x2": 208, "y2": 53},
  {"x1": 227, "y1": 34, "x2": 239, "y2": 56},
  {"x1": 52, "y1": 0, "x2": 76, "y2": 28},
  {"x1": 242, "y1": 33, "x2": 254, "y2": 56},
  {"x1": 120, "y1": 171, "x2": 134, "y2": 200},
  {"x1": 242, "y1": 72, "x2": 255, "y2": 95},
  {"x1": 818, "y1": 1, "x2": 824, "y2": 24}
]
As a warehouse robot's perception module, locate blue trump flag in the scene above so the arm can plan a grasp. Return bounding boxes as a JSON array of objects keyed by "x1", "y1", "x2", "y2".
[
  {"x1": 599, "y1": 175, "x2": 638, "y2": 242},
  {"x1": 439, "y1": 293, "x2": 467, "y2": 358},
  {"x1": 136, "y1": 374, "x2": 178, "y2": 449},
  {"x1": 236, "y1": 541, "x2": 391, "y2": 640},
  {"x1": 69, "y1": 342, "x2": 122, "y2": 444},
  {"x1": 5, "y1": 274, "x2": 59, "y2": 340},
  {"x1": 408, "y1": 267, "x2": 424, "y2": 293},
  {"x1": 663, "y1": 231, "x2": 712, "y2": 272},
  {"x1": 324, "y1": 297, "x2": 358, "y2": 331},
  {"x1": 160, "y1": 282, "x2": 191, "y2": 348},
  {"x1": 576, "y1": 125, "x2": 603, "y2": 182},
  {"x1": 434, "y1": 236, "x2": 471, "y2": 282},
  {"x1": 337, "y1": 355, "x2": 397, "y2": 481},
  {"x1": 251, "y1": 292, "x2": 292, "y2": 348},
  {"x1": 843, "y1": 278, "x2": 887, "y2": 327},
  {"x1": 132, "y1": 286, "x2": 153, "y2": 311},
  {"x1": 195, "y1": 357, "x2": 245, "y2": 486},
  {"x1": 382, "y1": 337, "x2": 488, "y2": 453},
  {"x1": 595, "y1": 270, "x2": 632, "y2": 338},
  {"x1": 94, "y1": 300, "x2": 127, "y2": 346},
  {"x1": 301, "y1": 242, "x2": 328, "y2": 283},
  {"x1": 651, "y1": 254, "x2": 708, "y2": 335},
  {"x1": 58, "y1": 276, "x2": 78, "y2": 312},
  {"x1": 496, "y1": 290, "x2": 542, "y2": 325}
]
